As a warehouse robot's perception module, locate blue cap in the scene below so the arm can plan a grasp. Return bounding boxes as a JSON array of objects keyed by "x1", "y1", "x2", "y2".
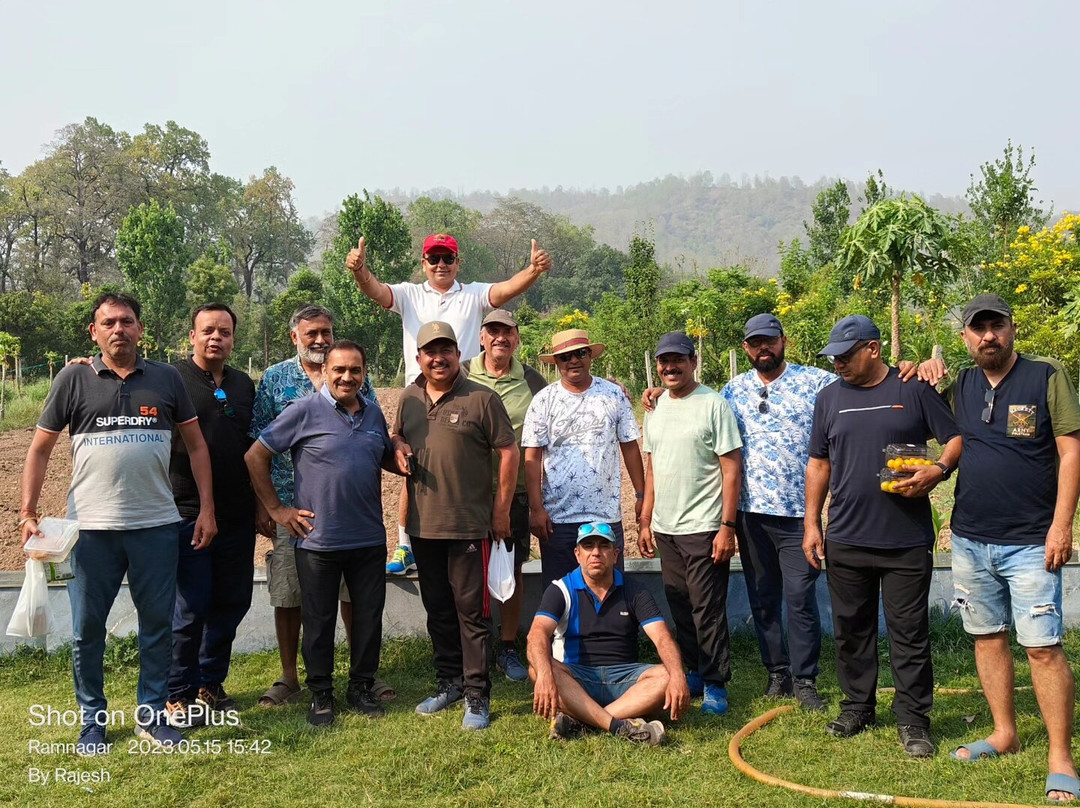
[
  {"x1": 818, "y1": 315, "x2": 881, "y2": 357},
  {"x1": 743, "y1": 313, "x2": 783, "y2": 340},
  {"x1": 655, "y1": 332, "x2": 695, "y2": 357}
]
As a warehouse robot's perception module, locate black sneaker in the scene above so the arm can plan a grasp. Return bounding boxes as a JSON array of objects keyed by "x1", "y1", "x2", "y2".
[
  {"x1": 76, "y1": 723, "x2": 108, "y2": 758},
  {"x1": 197, "y1": 684, "x2": 237, "y2": 713},
  {"x1": 794, "y1": 678, "x2": 826, "y2": 712},
  {"x1": 345, "y1": 683, "x2": 386, "y2": 719},
  {"x1": 550, "y1": 712, "x2": 587, "y2": 741},
  {"x1": 825, "y1": 710, "x2": 875, "y2": 738},
  {"x1": 898, "y1": 724, "x2": 934, "y2": 758},
  {"x1": 308, "y1": 690, "x2": 336, "y2": 727},
  {"x1": 765, "y1": 671, "x2": 794, "y2": 698}
]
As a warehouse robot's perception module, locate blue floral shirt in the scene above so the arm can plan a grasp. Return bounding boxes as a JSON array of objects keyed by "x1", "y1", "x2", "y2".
[
  {"x1": 249, "y1": 355, "x2": 376, "y2": 506},
  {"x1": 720, "y1": 363, "x2": 836, "y2": 517}
]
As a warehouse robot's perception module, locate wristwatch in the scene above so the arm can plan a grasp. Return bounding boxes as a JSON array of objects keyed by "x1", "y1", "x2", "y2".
[
  {"x1": 721, "y1": 520, "x2": 737, "y2": 530},
  {"x1": 933, "y1": 461, "x2": 953, "y2": 480}
]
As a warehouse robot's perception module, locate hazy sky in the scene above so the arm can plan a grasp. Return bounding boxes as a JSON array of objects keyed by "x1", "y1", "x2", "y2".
[{"x1": 3, "y1": 0, "x2": 1077, "y2": 217}]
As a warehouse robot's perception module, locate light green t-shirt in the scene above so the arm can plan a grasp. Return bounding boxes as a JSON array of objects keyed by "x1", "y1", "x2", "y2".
[
  {"x1": 643, "y1": 384, "x2": 742, "y2": 534},
  {"x1": 467, "y1": 353, "x2": 540, "y2": 493}
]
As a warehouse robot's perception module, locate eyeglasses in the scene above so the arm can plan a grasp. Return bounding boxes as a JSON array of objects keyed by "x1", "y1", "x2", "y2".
[
  {"x1": 214, "y1": 387, "x2": 235, "y2": 418},
  {"x1": 577, "y1": 522, "x2": 615, "y2": 545},
  {"x1": 981, "y1": 387, "x2": 996, "y2": 423},
  {"x1": 424, "y1": 253, "x2": 457, "y2": 266},
  {"x1": 555, "y1": 348, "x2": 591, "y2": 362},
  {"x1": 828, "y1": 342, "x2": 870, "y2": 364},
  {"x1": 757, "y1": 386, "x2": 769, "y2": 414}
]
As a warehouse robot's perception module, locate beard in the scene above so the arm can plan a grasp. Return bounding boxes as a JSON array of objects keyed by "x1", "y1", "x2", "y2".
[
  {"x1": 751, "y1": 346, "x2": 785, "y2": 373},
  {"x1": 970, "y1": 338, "x2": 1015, "y2": 373},
  {"x1": 297, "y1": 345, "x2": 329, "y2": 365}
]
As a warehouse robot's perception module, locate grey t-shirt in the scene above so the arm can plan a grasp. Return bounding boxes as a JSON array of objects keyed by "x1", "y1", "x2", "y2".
[{"x1": 38, "y1": 357, "x2": 196, "y2": 530}]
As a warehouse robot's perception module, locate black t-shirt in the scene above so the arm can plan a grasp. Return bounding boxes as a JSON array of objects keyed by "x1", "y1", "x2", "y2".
[
  {"x1": 809, "y1": 367, "x2": 960, "y2": 549},
  {"x1": 950, "y1": 355, "x2": 1080, "y2": 545},
  {"x1": 170, "y1": 358, "x2": 256, "y2": 523},
  {"x1": 536, "y1": 568, "x2": 664, "y2": 666}
]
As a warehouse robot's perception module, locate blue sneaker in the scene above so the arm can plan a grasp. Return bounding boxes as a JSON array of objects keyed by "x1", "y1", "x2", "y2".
[
  {"x1": 134, "y1": 721, "x2": 183, "y2": 748},
  {"x1": 685, "y1": 670, "x2": 704, "y2": 698},
  {"x1": 496, "y1": 647, "x2": 528, "y2": 681},
  {"x1": 461, "y1": 692, "x2": 490, "y2": 731},
  {"x1": 76, "y1": 723, "x2": 108, "y2": 758},
  {"x1": 415, "y1": 681, "x2": 464, "y2": 715},
  {"x1": 386, "y1": 546, "x2": 417, "y2": 575},
  {"x1": 702, "y1": 684, "x2": 728, "y2": 715}
]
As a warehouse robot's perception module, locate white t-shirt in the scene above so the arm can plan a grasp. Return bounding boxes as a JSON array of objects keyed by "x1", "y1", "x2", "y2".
[
  {"x1": 388, "y1": 280, "x2": 494, "y2": 384},
  {"x1": 521, "y1": 377, "x2": 640, "y2": 523}
]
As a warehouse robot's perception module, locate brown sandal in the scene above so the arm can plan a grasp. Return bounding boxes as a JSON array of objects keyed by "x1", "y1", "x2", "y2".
[
  {"x1": 257, "y1": 679, "x2": 302, "y2": 707},
  {"x1": 371, "y1": 678, "x2": 397, "y2": 702}
]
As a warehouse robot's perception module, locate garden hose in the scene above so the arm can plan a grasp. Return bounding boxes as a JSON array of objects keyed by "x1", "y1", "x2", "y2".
[{"x1": 728, "y1": 702, "x2": 1040, "y2": 808}]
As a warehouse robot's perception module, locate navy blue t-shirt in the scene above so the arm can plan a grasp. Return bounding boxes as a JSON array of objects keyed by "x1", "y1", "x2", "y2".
[
  {"x1": 809, "y1": 368, "x2": 960, "y2": 549},
  {"x1": 536, "y1": 568, "x2": 664, "y2": 666},
  {"x1": 258, "y1": 387, "x2": 393, "y2": 551},
  {"x1": 950, "y1": 355, "x2": 1080, "y2": 546}
]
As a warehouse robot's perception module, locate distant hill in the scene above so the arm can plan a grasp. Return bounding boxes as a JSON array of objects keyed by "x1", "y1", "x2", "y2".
[{"x1": 378, "y1": 172, "x2": 969, "y2": 275}]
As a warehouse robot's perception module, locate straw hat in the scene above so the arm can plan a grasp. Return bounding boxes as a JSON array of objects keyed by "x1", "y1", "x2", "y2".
[{"x1": 538, "y1": 328, "x2": 606, "y2": 364}]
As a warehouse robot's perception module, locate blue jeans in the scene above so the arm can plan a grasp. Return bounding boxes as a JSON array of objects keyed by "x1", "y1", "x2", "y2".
[
  {"x1": 68, "y1": 523, "x2": 180, "y2": 726},
  {"x1": 169, "y1": 519, "x2": 255, "y2": 700},
  {"x1": 564, "y1": 661, "x2": 656, "y2": 706},
  {"x1": 951, "y1": 533, "x2": 1063, "y2": 647},
  {"x1": 542, "y1": 522, "x2": 624, "y2": 589}
]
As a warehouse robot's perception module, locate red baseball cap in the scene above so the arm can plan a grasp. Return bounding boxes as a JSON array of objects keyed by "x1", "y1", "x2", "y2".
[{"x1": 422, "y1": 233, "x2": 459, "y2": 255}]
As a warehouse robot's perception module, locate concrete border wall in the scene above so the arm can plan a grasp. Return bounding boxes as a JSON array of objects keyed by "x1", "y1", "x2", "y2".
[{"x1": 4, "y1": 556, "x2": 1080, "y2": 655}]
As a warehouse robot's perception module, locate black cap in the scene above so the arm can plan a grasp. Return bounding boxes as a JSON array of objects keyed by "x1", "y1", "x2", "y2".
[
  {"x1": 962, "y1": 294, "x2": 1013, "y2": 326},
  {"x1": 655, "y1": 332, "x2": 695, "y2": 357},
  {"x1": 743, "y1": 313, "x2": 783, "y2": 340},
  {"x1": 818, "y1": 315, "x2": 881, "y2": 357}
]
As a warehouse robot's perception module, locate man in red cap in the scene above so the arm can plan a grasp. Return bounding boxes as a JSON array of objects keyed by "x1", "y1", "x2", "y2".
[{"x1": 347, "y1": 233, "x2": 551, "y2": 575}]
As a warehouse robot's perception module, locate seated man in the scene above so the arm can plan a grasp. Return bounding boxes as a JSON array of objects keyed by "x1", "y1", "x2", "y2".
[{"x1": 526, "y1": 523, "x2": 689, "y2": 746}]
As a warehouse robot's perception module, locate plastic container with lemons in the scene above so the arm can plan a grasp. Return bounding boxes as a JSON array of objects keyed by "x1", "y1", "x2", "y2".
[{"x1": 879, "y1": 444, "x2": 935, "y2": 494}]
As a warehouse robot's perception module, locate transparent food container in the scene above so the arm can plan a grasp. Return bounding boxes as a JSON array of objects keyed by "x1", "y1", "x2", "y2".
[
  {"x1": 883, "y1": 443, "x2": 935, "y2": 470},
  {"x1": 879, "y1": 468, "x2": 914, "y2": 493},
  {"x1": 23, "y1": 517, "x2": 80, "y2": 562}
]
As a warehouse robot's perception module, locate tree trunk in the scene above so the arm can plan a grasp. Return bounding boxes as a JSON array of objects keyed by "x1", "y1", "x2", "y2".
[{"x1": 891, "y1": 270, "x2": 901, "y2": 364}]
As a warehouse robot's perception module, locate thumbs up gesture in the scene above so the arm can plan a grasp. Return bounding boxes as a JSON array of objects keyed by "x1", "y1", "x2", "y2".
[
  {"x1": 346, "y1": 237, "x2": 370, "y2": 281},
  {"x1": 529, "y1": 239, "x2": 552, "y2": 274}
]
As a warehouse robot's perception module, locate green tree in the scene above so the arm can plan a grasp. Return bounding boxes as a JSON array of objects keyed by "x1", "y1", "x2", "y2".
[
  {"x1": 406, "y1": 197, "x2": 495, "y2": 282},
  {"x1": 115, "y1": 199, "x2": 189, "y2": 351},
  {"x1": 186, "y1": 253, "x2": 239, "y2": 310},
  {"x1": 805, "y1": 180, "x2": 851, "y2": 269},
  {"x1": 321, "y1": 191, "x2": 413, "y2": 379},
  {"x1": 859, "y1": 169, "x2": 891, "y2": 211},
  {"x1": 836, "y1": 196, "x2": 956, "y2": 362},
  {"x1": 966, "y1": 140, "x2": 1049, "y2": 263}
]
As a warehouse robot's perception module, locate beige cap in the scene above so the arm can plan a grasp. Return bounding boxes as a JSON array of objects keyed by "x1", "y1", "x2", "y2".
[{"x1": 416, "y1": 321, "x2": 458, "y2": 349}]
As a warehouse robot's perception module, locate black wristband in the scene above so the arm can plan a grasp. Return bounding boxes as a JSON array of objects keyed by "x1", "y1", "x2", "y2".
[{"x1": 721, "y1": 520, "x2": 737, "y2": 530}]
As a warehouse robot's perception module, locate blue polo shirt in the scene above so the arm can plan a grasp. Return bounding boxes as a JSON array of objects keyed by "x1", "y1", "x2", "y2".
[
  {"x1": 257, "y1": 387, "x2": 392, "y2": 551},
  {"x1": 536, "y1": 567, "x2": 664, "y2": 666}
]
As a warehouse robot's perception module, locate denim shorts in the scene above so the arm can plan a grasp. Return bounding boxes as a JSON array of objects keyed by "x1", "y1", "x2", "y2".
[
  {"x1": 564, "y1": 661, "x2": 656, "y2": 706},
  {"x1": 951, "y1": 533, "x2": 1062, "y2": 647}
]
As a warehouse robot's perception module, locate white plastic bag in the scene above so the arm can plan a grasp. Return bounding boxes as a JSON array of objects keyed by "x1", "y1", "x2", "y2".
[
  {"x1": 6, "y1": 559, "x2": 54, "y2": 638},
  {"x1": 487, "y1": 541, "x2": 516, "y2": 603}
]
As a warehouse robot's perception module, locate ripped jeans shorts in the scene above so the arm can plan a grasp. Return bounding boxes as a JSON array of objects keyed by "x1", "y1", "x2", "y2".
[{"x1": 950, "y1": 533, "x2": 1062, "y2": 647}]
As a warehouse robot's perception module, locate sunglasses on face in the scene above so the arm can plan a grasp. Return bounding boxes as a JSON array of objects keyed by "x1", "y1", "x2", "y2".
[
  {"x1": 829, "y1": 342, "x2": 870, "y2": 364},
  {"x1": 214, "y1": 387, "x2": 235, "y2": 418},
  {"x1": 757, "y1": 386, "x2": 768, "y2": 414},
  {"x1": 555, "y1": 348, "x2": 591, "y2": 362},
  {"x1": 424, "y1": 253, "x2": 457, "y2": 266},
  {"x1": 981, "y1": 387, "x2": 996, "y2": 423}
]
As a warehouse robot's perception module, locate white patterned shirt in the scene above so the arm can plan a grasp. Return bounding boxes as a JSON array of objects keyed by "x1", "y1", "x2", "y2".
[
  {"x1": 720, "y1": 364, "x2": 836, "y2": 517},
  {"x1": 521, "y1": 377, "x2": 639, "y2": 523}
]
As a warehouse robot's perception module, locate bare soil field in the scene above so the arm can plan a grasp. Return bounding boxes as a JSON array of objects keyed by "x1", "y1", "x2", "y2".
[{"x1": 0, "y1": 388, "x2": 645, "y2": 570}]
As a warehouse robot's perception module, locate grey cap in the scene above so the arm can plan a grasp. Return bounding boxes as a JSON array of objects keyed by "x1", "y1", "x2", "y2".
[
  {"x1": 655, "y1": 332, "x2": 695, "y2": 356},
  {"x1": 482, "y1": 309, "x2": 518, "y2": 329},
  {"x1": 962, "y1": 294, "x2": 1013, "y2": 326},
  {"x1": 818, "y1": 315, "x2": 881, "y2": 357},
  {"x1": 744, "y1": 313, "x2": 783, "y2": 340}
]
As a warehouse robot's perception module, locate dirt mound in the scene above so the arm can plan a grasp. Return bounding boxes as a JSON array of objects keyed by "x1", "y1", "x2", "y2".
[{"x1": 0, "y1": 388, "x2": 644, "y2": 570}]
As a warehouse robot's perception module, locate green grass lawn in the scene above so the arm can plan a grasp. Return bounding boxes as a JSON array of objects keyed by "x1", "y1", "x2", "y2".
[{"x1": 2, "y1": 622, "x2": 1077, "y2": 807}]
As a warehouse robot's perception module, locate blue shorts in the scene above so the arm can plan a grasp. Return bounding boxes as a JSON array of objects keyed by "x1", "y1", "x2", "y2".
[
  {"x1": 951, "y1": 533, "x2": 1062, "y2": 647},
  {"x1": 563, "y1": 661, "x2": 656, "y2": 706}
]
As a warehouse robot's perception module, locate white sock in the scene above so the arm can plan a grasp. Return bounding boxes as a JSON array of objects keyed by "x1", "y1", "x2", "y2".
[{"x1": 398, "y1": 525, "x2": 411, "y2": 551}]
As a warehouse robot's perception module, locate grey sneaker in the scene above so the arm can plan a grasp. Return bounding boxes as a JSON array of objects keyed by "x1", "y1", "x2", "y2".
[
  {"x1": 898, "y1": 724, "x2": 934, "y2": 757},
  {"x1": 618, "y1": 717, "x2": 667, "y2": 746},
  {"x1": 461, "y1": 691, "x2": 490, "y2": 731},
  {"x1": 794, "y1": 678, "x2": 826, "y2": 712},
  {"x1": 495, "y1": 647, "x2": 529, "y2": 681},
  {"x1": 415, "y1": 681, "x2": 464, "y2": 715},
  {"x1": 550, "y1": 712, "x2": 587, "y2": 741},
  {"x1": 765, "y1": 671, "x2": 794, "y2": 697}
]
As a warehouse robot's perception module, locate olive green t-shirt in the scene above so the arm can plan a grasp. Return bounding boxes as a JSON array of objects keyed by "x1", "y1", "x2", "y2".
[{"x1": 394, "y1": 371, "x2": 516, "y2": 539}]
